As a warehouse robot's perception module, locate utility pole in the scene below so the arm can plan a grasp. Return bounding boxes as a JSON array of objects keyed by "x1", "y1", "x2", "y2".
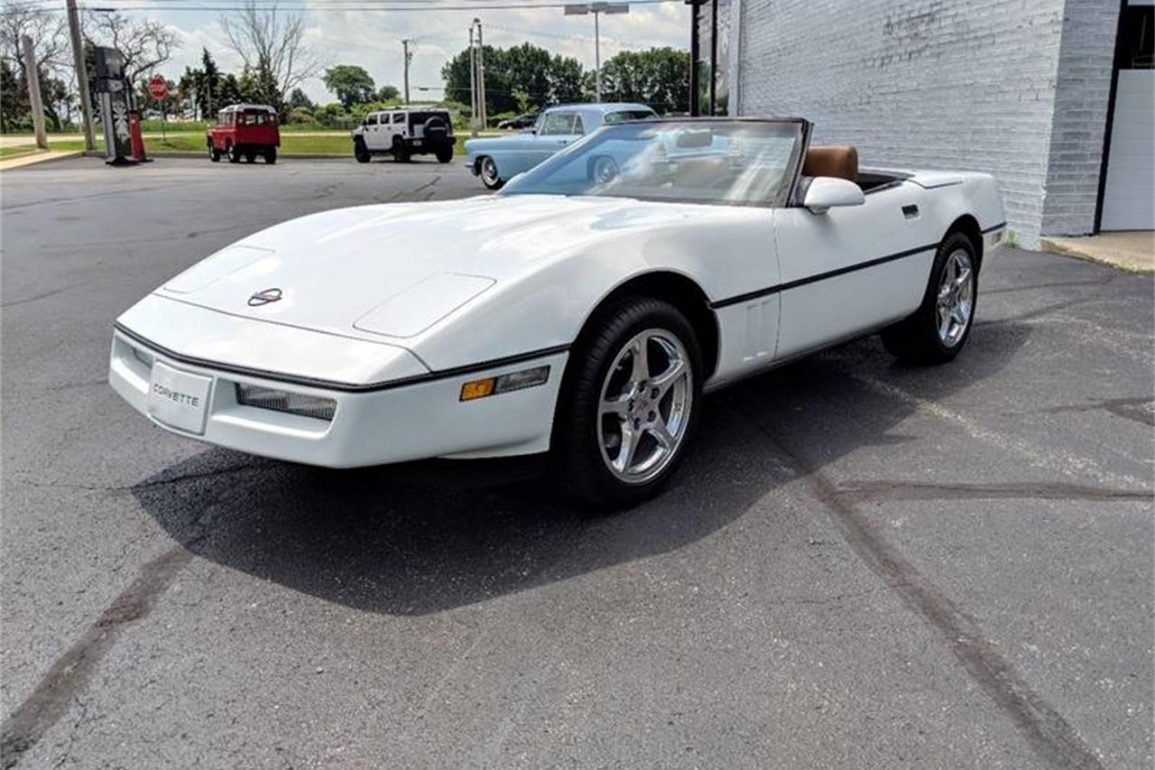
[
  {"x1": 564, "y1": 3, "x2": 629, "y2": 102},
  {"x1": 65, "y1": 0, "x2": 96, "y2": 151},
  {"x1": 594, "y1": 11, "x2": 600, "y2": 101},
  {"x1": 21, "y1": 36, "x2": 48, "y2": 149},
  {"x1": 474, "y1": 19, "x2": 486, "y2": 131},
  {"x1": 468, "y1": 24, "x2": 478, "y2": 136},
  {"x1": 401, "y1": 39, "x2": 412, "y2": 104}
]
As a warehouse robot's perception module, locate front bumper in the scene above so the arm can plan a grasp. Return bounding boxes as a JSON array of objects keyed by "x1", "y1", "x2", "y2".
[{"x1": 110, "y1": 329, "x2": 567, "y2": 467}]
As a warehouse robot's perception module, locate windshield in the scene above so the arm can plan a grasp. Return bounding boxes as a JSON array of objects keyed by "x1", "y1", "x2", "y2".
[{"x1": 502, "y1": 119, "x2": 806, "y2": 207}]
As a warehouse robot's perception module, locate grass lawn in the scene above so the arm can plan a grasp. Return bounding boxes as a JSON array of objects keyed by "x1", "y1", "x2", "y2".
[
  {"x1": 4, "y1": 128, "x2": 494, "y2": 160},
  {"x1": 0, "y1": 145, "x2": 39, "y2": 158},
  {"x1": 42, "y1": 132, "x2": 356, "y2": 156}
]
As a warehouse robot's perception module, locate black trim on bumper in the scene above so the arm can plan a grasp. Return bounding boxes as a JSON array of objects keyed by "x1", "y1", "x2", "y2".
[{"x1": 114, "y1": 322, "x2": 569, "y2": 393}]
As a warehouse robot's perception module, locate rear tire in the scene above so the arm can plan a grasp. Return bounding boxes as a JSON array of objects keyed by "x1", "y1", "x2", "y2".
[
  {"x1": 245, "y1": 149, "x2": 256, "y2": 163},
  {"x1": 478, "y1": 156, "x2": 503, "y2": 190},
  {"x1": 881, "y1": 231, "x2": 978, "y2": 364},
  {"x1": 392, "y1": 137, "x2": 410, "y2": 163},
  {"x1": 264, "y1": 146, "x2": 277, "y2": 164},
  {"x1": 435, "y1": 146, "x2": 454, "y2": 163},
  {"x1": 553, "y1": 296, "x2": 702, "y2": 508}
]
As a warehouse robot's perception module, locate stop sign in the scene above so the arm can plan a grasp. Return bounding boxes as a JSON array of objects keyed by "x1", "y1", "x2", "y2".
[{"x1": 147, "y1": 75, "x2": 168, "y2": 100}]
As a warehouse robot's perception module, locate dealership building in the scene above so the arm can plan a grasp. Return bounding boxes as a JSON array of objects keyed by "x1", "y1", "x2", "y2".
[{"x1": 689, "y1": 0, "x2": 1154, "y2": 247}]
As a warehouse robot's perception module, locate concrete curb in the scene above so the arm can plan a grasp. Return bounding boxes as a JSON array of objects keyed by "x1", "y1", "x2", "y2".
[
  {"x1": 1041, "y1": 234, "x2": 1155, "y2": 274},
  {"x1": 147, "y1": 151, "x2": 350, "y2": 160},
  {"x1": 0, "y1": 150, "x2": 83, "y2": 171}
]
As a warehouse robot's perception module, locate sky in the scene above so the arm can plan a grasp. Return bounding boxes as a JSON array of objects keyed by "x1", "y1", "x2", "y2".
[{"x1": 139, "y1": 0, "x2": 691, "y2": 104}]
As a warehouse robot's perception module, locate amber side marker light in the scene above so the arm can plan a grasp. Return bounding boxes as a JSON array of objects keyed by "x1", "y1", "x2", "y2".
[{"x1": 460, "y1": 365, "x2": 550, "y2": 401}]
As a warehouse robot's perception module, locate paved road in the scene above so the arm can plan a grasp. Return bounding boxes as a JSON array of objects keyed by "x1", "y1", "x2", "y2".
[{"x1": 2, "y1": 157, "x2": 1152, "y2": 769}]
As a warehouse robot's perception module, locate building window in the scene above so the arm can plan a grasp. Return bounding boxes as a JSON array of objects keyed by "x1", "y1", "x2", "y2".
[{"x1": 689, "y1": 0, "x2": 730, "y2": 115}]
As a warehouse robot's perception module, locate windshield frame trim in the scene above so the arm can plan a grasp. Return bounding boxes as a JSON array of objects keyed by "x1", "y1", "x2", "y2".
[{"x1": 501, "y1": 117, "x2": 814, "y2": 210}]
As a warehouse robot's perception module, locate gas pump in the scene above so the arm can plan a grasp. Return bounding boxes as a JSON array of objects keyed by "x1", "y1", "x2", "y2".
[{"x1": 93, "y1": 47, "x2": 136, "y2": 165}]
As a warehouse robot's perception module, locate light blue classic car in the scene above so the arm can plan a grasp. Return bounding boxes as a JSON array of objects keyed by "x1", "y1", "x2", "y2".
[{"x1": 464, "y1": 102, "x2": 656, "y2": 189}]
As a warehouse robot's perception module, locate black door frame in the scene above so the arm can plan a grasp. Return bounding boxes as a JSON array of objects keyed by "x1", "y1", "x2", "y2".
[{"x1": 1092, "y1": 0, "x2": 1130, "y2": 234}]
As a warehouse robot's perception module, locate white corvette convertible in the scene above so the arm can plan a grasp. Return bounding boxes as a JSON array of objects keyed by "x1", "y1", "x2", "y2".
[{"x1": 110, "y1": 118, "x2": 1006, "y2": 505}]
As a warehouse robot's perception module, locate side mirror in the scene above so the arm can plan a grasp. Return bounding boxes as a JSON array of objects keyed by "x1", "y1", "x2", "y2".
[{"x1": 803, "y1": 177, "x2": 865, "y2": 214}]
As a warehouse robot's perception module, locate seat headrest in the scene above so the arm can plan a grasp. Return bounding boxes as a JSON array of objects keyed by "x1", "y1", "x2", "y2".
[{"x1": 802, "y1": 145, "x2": 859, "y2": 181}]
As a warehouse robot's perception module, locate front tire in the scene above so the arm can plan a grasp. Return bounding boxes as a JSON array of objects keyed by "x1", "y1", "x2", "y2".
[
  {"x1": 554, "y1": 297, "x2": 702, "y2": 507},
  {"x1": 226, "y1": 143, "x2": 240, "y2": 163},
  {"x1": 881, "y1": 231, "x2": 978, "y2": 364},
  {"x1": 354, "y1": 139, "x2": 370, "y2": 163},
  {"x1": 264, "y1": 146, "x2": 277, "y2": 164},
  {"x1": 208, "y1": 142, "x2": 221, "y2": 162},
  {"x1": 478, "y1": 156, "x2": 503, "y2": 190}
]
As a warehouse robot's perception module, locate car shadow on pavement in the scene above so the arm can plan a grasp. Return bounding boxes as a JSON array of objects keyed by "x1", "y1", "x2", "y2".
[{"x1": 132, "y1": 322, "x2": 1030, "y2": 616}]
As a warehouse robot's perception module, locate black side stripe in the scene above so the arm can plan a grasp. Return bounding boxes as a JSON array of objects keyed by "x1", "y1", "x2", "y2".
[
  {"x1": 114, "y1": 322, "x2": 570, "y2": 393},
  {"x1": 711, "y1": 242, "x2": 938, "y2": 309},
  {"x1": 710, "y1": 221, "x2": 1008, "y2": 310}
]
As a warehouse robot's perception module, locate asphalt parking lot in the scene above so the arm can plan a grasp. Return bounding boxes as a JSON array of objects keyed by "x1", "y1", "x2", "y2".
[{"x1": 2, "y1": 156, "x2": 1152, "y2": 769}]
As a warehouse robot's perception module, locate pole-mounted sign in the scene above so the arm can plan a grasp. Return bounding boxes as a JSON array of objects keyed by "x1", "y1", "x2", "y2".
[{"x1": 148, "y1": 75, "x2": 169, "y2": 101}]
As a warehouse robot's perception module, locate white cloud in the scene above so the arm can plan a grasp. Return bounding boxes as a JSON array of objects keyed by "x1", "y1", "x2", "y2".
[{"x1": 151, "y1": 2, "x2": 689, "y2": 104}]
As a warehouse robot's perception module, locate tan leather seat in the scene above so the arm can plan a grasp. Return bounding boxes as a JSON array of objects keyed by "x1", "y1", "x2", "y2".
[
  {"x1": 675, "y1": 156, "x2": 730, "y2": 189},
  {"x1": 802, "y1": 145, "x2": 859, "y2": 181}
]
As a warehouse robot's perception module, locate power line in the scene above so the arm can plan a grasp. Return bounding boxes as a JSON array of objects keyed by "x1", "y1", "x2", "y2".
[{"x1": 59, "y1": 0, "x2": 682, "y2": 9}]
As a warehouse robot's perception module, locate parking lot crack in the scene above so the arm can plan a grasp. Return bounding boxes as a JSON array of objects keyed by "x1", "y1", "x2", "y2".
[
  {"x1": 0, "y1": 482, "x2": 227, "y2": 768},
  {"x1": 837, "y1": 480, "x2": 1152, "y2": 503},
  {"x1": 737, "y1": 406, "x2": 1107, "y2": 770},
  {"x1": 0, "y1": 546, "x2": 193, "y2": 769}
]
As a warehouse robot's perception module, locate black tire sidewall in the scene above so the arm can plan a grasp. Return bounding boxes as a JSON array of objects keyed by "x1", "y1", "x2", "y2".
[
  {"x1": 890, "y1": 231, "x2": 979, "y2": 363},
  {"x1": 392, "y1": 138, "x2": 410, "y2": 162},
  {"x1": 479, "y1": 157, "x2": 502, "y2": 189},
  {"x1": 554, "y1": 296, "x2": 703, "y2": 507}
]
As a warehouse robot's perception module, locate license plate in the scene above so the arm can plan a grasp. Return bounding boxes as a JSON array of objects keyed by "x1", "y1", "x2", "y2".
[
  {"x1": 412, "y1": 139, "x2": 422, "y2": 146},
  {"x1": 148, "y1": 362, "x2": 212, "y2": 434}
]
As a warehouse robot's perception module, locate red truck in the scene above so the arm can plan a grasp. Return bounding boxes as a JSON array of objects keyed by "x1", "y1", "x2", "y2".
[{"x1": 207, "y1": 104, "x2": 280, "y2": 164}]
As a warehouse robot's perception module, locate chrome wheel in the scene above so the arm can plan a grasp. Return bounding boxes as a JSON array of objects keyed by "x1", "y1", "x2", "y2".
[
  {"x1": 480, "y1": 157, "x2": 501, "y2": 188},
  {"x1": 936, "y1": 248, "x2": 974, "y2": 347},
  {"x1": 592, "y1": 155, "x2": 618, "y2": 184},
  {"x1": 597, "y1": 328, "x2": 693, "y2": 484}
]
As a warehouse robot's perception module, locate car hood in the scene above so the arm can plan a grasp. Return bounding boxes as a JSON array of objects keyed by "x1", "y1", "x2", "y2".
[{"x1": 156, "y1": 194, "x2": 700, "y2": 343}]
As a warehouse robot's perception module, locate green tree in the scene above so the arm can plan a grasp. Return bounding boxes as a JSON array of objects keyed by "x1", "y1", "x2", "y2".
[
  {"x1": 0, "y1": 58, "x2": 30, "y2": 132},
  {"x1": 376, "y1": 83, "x2": 399, "y2": 102},
  {"x1": 287, "y1": 87, "x2": 314, "y2": 110},
  {"x1": 548, "y1": 54, "x2": 585, "y2": 104},
  {"x1": 323, "y1": 64, "x2": 375, "y2": 109},
  {"x1": 597, "y1": 47, "x2": 691, "y2": 114},
  {"x1": 440, "y1": 43, "x2": 584, "y2": 115},
  {"x1": 200, "y1": 48, "x2": 220, "y2": 115},
  {"x1": 218, "y1": 73, "x2": 243, "y2": 106}
]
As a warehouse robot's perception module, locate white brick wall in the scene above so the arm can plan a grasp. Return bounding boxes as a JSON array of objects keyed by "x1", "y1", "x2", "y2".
[
  {"x1": 734, "y1": 0, "x2": 1119, "y2": 247},
  {"x1": 1041, "y1": 0, "x2": 1120, "y2": 236}
]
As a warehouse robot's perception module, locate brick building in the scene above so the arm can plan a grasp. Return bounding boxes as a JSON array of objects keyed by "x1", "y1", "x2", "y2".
[{"x1": 689, "y1": 0, "x2": 1153, "y2": 247}]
